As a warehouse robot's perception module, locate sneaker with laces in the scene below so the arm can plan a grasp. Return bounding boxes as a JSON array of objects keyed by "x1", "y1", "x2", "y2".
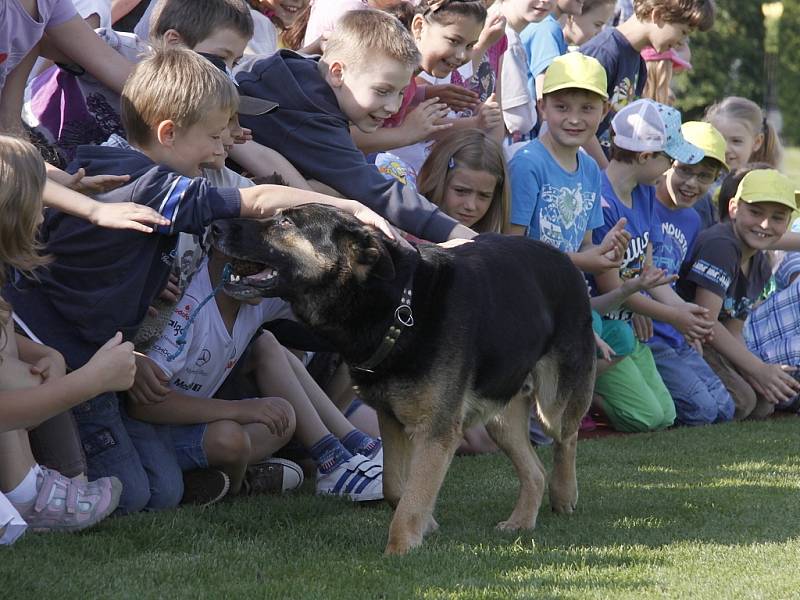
[
  {"x1": 12, "y1": 468, "x2": 120, "y2": 533},
  {"x1": 181, "y1": 469, "x2": 230, "y2": 507},
  {"x1": 243, "y1": 458, "x2": 304, "y2": 495},
  {"x1": 316, "y1": 454, "x2": 383, "y2": 502}
]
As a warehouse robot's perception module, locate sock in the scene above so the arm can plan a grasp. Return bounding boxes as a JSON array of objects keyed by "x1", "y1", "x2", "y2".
[
  {"x1": 5, "y1": 464, "x2": 42, "y2": 506},
  {"x1": 309, "y1": 434, "x2": 352, "y2": 474},
  {"x1": 341, "y1": 429, "x2": 381, "y2": 459}
]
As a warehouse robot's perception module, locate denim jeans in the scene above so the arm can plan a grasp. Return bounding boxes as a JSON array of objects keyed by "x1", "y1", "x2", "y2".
[
  {"x1": 71, "y1": 392, "x2": 184, "y2": 514},
  {"x1": 648, "y1": 338, "x2": 735, "y2": 426}
]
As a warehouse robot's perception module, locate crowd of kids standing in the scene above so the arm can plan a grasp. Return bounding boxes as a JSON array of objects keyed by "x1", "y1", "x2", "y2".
[{"x1": 1, "y1": 0, "x2": 798, "y2": 547}]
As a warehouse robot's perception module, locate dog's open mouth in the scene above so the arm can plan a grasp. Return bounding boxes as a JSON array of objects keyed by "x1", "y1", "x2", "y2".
[{"x1": 227, "y1": 258, "x2": 279, "y2": 288}]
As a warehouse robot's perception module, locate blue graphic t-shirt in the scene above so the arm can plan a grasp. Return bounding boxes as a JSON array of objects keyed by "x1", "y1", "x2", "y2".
[
  {"x1": 580, "y1": 27, "x2": 647, "y2": 137},
  {"x1": 520, "y1": 15, "x2": 567, "y2": 103},
  {"x1": 650, "y1": 201, "x2": 701, "y2": 347},
  {"x1": 591, "y1": 173, "x2": 662, "y2": 320},
  {"x1": 509, "y1": 139, "x2": 603, "y2": 253}
]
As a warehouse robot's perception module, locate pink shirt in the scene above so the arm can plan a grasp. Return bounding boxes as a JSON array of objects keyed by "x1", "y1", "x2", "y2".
[
  {"x1": 1, "y1": 0, "x2": 77, "y2": 90},
  {"x1": 303, "y1": 0, "x2": 366, "y2": 47},
  {"x1": 382, "y1": 76, "x2": 418, "y2": 129}
]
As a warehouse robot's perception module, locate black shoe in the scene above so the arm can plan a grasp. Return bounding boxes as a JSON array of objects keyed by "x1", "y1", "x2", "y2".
[{"x1": 181, "y1": 469, "x2": 230, "y2": 507}]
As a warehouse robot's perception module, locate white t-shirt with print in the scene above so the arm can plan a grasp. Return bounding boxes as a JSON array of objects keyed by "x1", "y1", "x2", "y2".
[{"x1": 147, "y1": 258, "x2": 294, "y2": 398}]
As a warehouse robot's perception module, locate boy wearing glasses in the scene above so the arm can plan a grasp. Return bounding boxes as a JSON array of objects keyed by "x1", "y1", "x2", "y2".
[
  {"x1": 647, "y1": 121, "x2": 736, "y2": 426},
  {"x1": 590, "y1": 99, "x2": 715, "y2": 432}
]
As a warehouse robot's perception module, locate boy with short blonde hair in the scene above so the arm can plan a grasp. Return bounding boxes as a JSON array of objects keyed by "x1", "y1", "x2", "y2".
[
  {"x1": 7, "y1": 46, "x2": 392, "y2": 515},
  {"x1": 323, "y1": 8, "x2": 421, "y2": 69},
  {"x1": 236, "y1": 9, "x2": 474, "y2": 242}
]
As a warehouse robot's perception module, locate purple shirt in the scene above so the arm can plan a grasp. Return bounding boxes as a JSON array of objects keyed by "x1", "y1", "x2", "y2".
[{"x1": 1, "y1": 0, "x2": 77, "y2": 89}]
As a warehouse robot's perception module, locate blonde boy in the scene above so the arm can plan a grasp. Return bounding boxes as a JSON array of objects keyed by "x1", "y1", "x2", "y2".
[{"x1": 236, "y1": 9, "x2": 476, "y2": 242}]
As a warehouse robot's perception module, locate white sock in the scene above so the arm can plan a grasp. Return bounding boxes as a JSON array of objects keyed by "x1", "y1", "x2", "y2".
[{"x1": 5, "y1": 464, "x2": 42, "y2": 505}]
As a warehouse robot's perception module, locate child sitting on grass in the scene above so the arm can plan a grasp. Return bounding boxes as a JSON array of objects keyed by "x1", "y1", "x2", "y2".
[
  {"x1": 591, "y1": 98, "x2": 714, "y2": 432},
  {"x1": 0, "y1": 135, "x2": 136, "y2": 543},
  {"x1": 677, "y1": 168, "x2": 800, "y2": 419},
  {"x1": 647, "y1": 121, "x2": 735, "y2": 426},
  {"x1": 129, "y1": 244, "x2": 384, "y2": 503}
]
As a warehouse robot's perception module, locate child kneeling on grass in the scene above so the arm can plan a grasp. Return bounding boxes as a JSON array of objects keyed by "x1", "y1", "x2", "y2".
[
  {"x1": 129, "y1": 247, "x2": 384, "y2": 504},
  {"x1": 676, "y1": 168, "x2": 800, "y2": 419}
]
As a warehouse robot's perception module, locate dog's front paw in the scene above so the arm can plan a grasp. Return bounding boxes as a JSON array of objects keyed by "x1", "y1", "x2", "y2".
[
  {"x1": 549, "y1": 488, "x2": 577, "y2": 514},
  {"x1": 496, "y1": 517, "x2": 535, "y2": 531}
]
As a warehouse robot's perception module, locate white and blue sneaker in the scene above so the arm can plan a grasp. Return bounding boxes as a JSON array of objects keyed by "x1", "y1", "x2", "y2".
[{"x1": 316, "y1": 454, "x2": 383, "y2": 502}]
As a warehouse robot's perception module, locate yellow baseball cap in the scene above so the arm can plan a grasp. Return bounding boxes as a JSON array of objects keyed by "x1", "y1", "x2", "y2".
[
  {"x1": 542, "y1": 52, "x2": 608, "y2": 99},
  {"x1": 681, "y1": 121, "x2": 728, "y2": 170},
  {"x1": 733, "y1": 169, "x2": 798, "y2": 211}
]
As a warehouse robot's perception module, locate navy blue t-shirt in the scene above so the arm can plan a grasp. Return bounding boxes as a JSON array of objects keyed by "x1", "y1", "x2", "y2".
[{"x1": 580, "y1": 28, "x2": 647, "y2": 137}]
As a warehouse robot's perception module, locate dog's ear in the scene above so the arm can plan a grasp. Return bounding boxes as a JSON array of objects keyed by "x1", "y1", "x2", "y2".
[
  {"x1": 348, "y1": 228, "x2": 396, "y2": 281},
  {"x1": 359, "y1": 239, "x2": 396, "y2": 281}
]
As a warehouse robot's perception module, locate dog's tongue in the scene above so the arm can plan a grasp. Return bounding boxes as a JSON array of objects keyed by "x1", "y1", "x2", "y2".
[{"x1": 231, "y1": 258, "x2": 264, "y2": 277}]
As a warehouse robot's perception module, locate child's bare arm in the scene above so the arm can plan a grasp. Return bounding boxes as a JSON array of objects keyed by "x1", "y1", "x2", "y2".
[
  {"x1": 227, "y1": 142, "x2": 313, "y2": 190},
  {"x1": 590, "y1": 264, "x2": 673, "y2": 315},
  {"x1": 15, "y1": 334, "x2": 65, "y2": 382},
  {"x1": 40, "y1": 14, "x2": 134, "y2": 95},
  {"x1": 128, "y1": 391, "x2": 290, "y2": 435},
  {"x1": 238, "y1": 186, "x2": 396, "y2": 237},
  {"x1": 43, "y1": 176, "x2": 170, "y2": 233},
  {"x1": 694, "y1": 287, "x2": 800, "y2": 404},
  {"x1": 568, "y1": 223, "x2": 630, "y2": 274},
  {"x1": 0, "y1": 47, "x2": 39, "y2": 135},
  {"x1": 0, "y1": 333, "x2": 135, "y2": 432}
]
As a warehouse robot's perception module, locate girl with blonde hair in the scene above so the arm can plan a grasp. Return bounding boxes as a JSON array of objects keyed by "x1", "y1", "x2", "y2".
[
  {"x1": 417, "y1": 128, "x2": 510, "y2": 233},
  {"x1": 0, "y1": 136, "x2": 135, "y2": 543}
]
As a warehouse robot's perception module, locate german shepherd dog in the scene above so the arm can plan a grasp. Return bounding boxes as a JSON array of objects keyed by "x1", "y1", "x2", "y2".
[{"x1": 209, "y1": 204, "x2": 596, "y2": 555}]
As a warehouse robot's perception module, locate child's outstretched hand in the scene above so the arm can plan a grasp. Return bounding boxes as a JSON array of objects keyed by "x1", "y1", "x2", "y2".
[
  {"x1": 424, "y1": 83, "x2": 479, "y2": 112},
  {"x1": 622, "y1": 264, "x2": 677, "y2": 294},
  {"x1": 403, "y1": 97, "x2": 452, "y2": 143},
  {"x1": 66, "y1": 168, "x2": 130, "y2": 196},
  {"x1": 85, "y1": 332, "x2": 137, "y2": 394},
  {"x1": 88, "y1": 201, "x2": 170, "y2": 234},
  {"x1": 478, "y1": 12, "x2": 507, "y2": 50},
  {"x1": 600, "y1": 218, "x2": 632, "y2": 264},
  {"x1": 476, "y1": 93, "x2": 502, "y2": 131},
  {"x1": 128, "y1": 353, "x2": 171, "y2": 405}
]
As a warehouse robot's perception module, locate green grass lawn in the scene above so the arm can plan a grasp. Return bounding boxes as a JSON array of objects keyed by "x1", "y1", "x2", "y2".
[{"x1": 5, "y1": 419, "x2": 800, "y2": 599}]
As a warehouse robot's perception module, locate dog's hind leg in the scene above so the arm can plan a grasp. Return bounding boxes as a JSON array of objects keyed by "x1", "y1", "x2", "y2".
[
  {"x1": 376, "y1": 408, "x2": 411, "y2": 511},
  {"x1": 485, "y1": 390, "x2": 546, "y2": 531},
  {"x1": 536, "y1": 352, "x2": 595, "y2": 515},
  {"x1": 384, "y1": 419, "x2": 461, "y2": 556}
]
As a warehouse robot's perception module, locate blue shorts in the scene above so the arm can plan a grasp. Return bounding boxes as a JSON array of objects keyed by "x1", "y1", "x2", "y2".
[{"x1": 168, "y1": 424, "x2": 208, "y2": 471}]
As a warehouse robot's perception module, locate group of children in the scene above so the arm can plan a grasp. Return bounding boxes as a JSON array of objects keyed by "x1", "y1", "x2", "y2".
[{"x1": 1, "y1": 0, "x2": 798, "y2": 547}]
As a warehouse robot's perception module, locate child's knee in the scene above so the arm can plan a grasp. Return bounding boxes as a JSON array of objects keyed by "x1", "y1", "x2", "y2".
[
  {"x1": 253, "y1": 330, "x2": 282, "y2": 361},
  {"x1": 205, "y1": 420, "x2": 251, "y2": 466},
  {"x1": 145, "y1": 462, "x2": 184, "y2": 510}
]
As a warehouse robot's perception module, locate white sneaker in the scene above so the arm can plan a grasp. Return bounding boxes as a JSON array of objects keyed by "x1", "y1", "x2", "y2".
[{"x1": 316, "y1": 454, "x2": 383, "y2": 502}]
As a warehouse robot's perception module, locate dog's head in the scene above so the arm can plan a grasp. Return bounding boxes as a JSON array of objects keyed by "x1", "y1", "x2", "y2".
[{"x1": 208, "y1": 204, "x2": 397, "y2": 303}]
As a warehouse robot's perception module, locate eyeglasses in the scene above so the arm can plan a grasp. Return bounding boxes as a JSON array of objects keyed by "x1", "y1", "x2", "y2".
[{"x1": 673, "y1": 164, "x2": 718, "y2": 185}]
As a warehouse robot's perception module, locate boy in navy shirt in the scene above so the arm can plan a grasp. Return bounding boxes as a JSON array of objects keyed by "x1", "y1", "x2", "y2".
[
  {"x1": 591, "y1": 99, "x2": 713, "y2": 432},
  {"x1": 678, "y1": 169, "x2": 800, "y2": 419},
  {"x1": 579, "y1": 0, "x2": 715, "y2": 167},
  {"x1": 235, "y1": 9, "x2": 475, "y2": 243},
  {"x1": 6, "y1": 47, "x2": 392, "y2": 514},
  {"x1": 648, "y1": 121, "x2": 734, "y2": 425}
]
